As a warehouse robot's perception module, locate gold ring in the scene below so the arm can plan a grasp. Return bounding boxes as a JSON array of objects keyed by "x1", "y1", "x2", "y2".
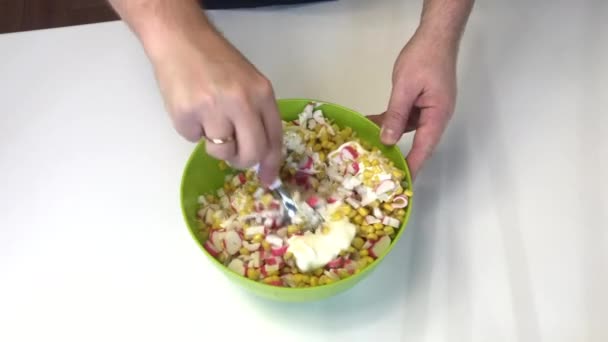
[{"x1": 203, "y1": 135, "x2": 235, "y2": 145}]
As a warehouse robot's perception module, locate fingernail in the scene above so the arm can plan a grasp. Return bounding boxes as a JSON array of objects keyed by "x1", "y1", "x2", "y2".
[{"x1": 381, "y1": 126, "x2": 398, "y2": 144}]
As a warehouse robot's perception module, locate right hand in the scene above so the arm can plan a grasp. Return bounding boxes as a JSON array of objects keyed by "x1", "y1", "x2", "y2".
[{"x1": 147, "y1": 22, "x2": 283, "y2": 186}]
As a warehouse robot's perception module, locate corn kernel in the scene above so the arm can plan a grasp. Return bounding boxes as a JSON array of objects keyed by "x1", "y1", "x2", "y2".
[
  {"x1": 262, "y1": 240, "x2": 271, "y2": 251},
  {"x1": 239, "y1": 247, "x2": 250, "y2": 255},
  {"x1": 287, "y1": 225, "x2": 300, "y2": 235},
  {"x1": 294, "y1": 274, "x2": 304, "y2": 283},
  {"x1": 404, "y1": 189, "x2": 413, "y2": 197},
  {"x1": 284, "y1": 251, "x2": 294, "y2": 260},
  {"x1": 313, "y1": 143, "x2": 322, "y2": 152},
  {"x1": 338, "y1": 269, "x2": 350, "y2": 279},
  {"x1": 340, "y1": 205, "x2": 352, "y2": 215},
  {"x1": 347, "y1": 246, "x2": 356, "y2": 254},
  {"x1": 353, "y1": 215, "x2": 364, "y2": 225},
  {"x1": 367, "y1": 233, "x2": 379, "y2": 241},
  {"x1": 310, "y1": 276, "x2": 319, "y2": 287},
  {"x1": 314, "y1": 268, "x2": 324, "y2": 276},
  {"x1": 352, "y1": 237, "x2": 365, "y2": 249},
  {"x1": 382, "y1": 203, "x2": 394, "y2": 212},
  {"x1": 262, "y1": 276, "x2": 281, "y2": 285},
  {"x1": 321, "y1": 140, "x2": 332, "y2": 149},
  {"x1": 363, "y1": 171, "x2": 373, "y2": 180},
  {"x1": 322, "y1": 226, "x2": 331, "y2": 235},
  {"x1": 319, "y1": 275, "x2": 329, "y2": 285},
  {"x1": 330, "y1": 212, "x2": 343, "y2": 221},
  {"x1": 247, "y1": 268, "x2": 259, "y2": 280},
  {"x1": 218, "y1": 161, "x2": 228, "y2": 170},
  {"x1": 331, "y1": 124, "x2": 340, "y2": 132},
  {"x1": 376, "y1": 230, "x2": 386, "y2": 236},
  {"x1": 357, "y1": 207, "x2": 370, "y2": 217},
  {"x1": 327, "y1": 142, "x2": 337, "y2": 150},
  {"x1": 384, "y1": 226, "x2": 395, "y2": 235},
  {"x1": 253, "y1": 234, "x2": 264, "y2": 243},
  {"x1": 371, "y1": 159, "x2": 380, "y2": 166},
  {"x1": 318, "y1": 152, "x2": 326, "y2": 162},
  {"x1": 373, "y1": 223, "x2": 384, "y2": 230},
  {"x1": 218, "y1": 253, "x2": 228, "y2": 263},
  {"x1": 359, "y1": 249, "x2": 369, "y2": 257},
  {"x1": 396, "y1": 209, "x2": 406, "y2": 218},
  {"x1": 283, "y1": 267, "x2": 292, "y2": 274},
  {"x1": 301, "y1": 274, "x2": 311, "y2": 284},
  {"x1": 394, "y1": 186, "x2": 404, "y2": 195},
  {"x1": 370, "y1": 200, "x2": 380, "y2": 208},
  {"x1": 206, "y1": 194, "x2": 216, "y2": 203}
]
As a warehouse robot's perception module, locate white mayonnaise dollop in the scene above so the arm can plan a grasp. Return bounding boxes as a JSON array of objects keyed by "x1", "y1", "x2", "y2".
[{"x1": 287, "y1": 218, "x2": 356, "y2": 272}]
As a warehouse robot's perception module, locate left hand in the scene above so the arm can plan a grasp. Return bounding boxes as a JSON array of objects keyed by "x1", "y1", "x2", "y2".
[{"x1": 368, "y1": 30, "x2": 458, "y2": 180}]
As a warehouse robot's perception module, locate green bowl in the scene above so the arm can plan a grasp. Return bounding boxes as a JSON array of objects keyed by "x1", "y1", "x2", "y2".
[{"x1": 180, "y1": 98, "x2": 413, "y2": 302}]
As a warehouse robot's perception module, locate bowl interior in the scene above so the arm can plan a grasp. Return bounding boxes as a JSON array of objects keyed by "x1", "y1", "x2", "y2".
[{"x1": 181, "y1": 98, "x2": 413, "y2": 302}]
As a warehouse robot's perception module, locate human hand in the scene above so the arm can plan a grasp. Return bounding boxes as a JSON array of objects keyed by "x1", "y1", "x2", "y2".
[
  {"x1": 147, "y1": 21, "x2": 282, "y2": 186},
  {"x1": 368, "y1": 30, "x2": 458, "y2": 180}
]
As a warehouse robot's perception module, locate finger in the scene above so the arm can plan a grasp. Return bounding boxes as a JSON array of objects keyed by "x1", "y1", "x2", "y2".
[
  {"x1": 380, "y1": 83, "x2": 421, "y2": 145},
  {"x1": 173, "y1": 112, "x2": 204, "y2": 143},
  {"x1": 258, "y1": 98, "x2": 283, "y2": 186},
  {"x1": 368, "y1": 108, "x2": 420, "y2": 133},
  {"x1": 232, "y1": 107, "x2": 269, "y2": 170},
  {"x1": 405, "y1": 107, "x2": 448, "y2": 180},
  {"x1": 366, "y1": 113, "x2": 385, "y2": 127},
  {"x1": 201, "y1": 111, "x2": 237, "y2": 162}
]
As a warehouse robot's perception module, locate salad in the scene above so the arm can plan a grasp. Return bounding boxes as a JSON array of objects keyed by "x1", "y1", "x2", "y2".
[{"x1": 196, "y1": 102, "x2": 412, "y2": 287}]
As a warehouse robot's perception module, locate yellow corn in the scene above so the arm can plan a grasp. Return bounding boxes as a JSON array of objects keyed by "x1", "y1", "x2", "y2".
[
  {"x1": 327, "y1": 142, "x2": 337, "y2": 150},
  {"x1": 394, "y1": 186, "x2": 404, "y2": 195},
  {"x1": 343, "y1": 126, "x2": 353, "y2": 136},
  {"x1": 396, "y1": 209, "x2": 406, "y2": 218},
  {"x1": 252, "y1": 234, "x2": 264, "y2": 243},
  {"x1": 261, "y1": 194, "x2": 273, "y2": 206},
  {"x1": 363, "y1": 171, "x2": 373, "y2": 180},
  {"x1": 384, "y1": 226, "x2": 395, "y2": 235},
  {"x1": 218, "y1": 161, "x2": 228, "y2": 171},
  {"x1": 314, "y1": 268, "x2": 324, "y2": 276},
  {"x1": 364, "y1": 256, "x2": 375, "y2": 265},
  {"x1": 382, "y1": 203, "x2": 394, "y2": 212},
  {"x1": 318, "y1": 152, "x2": 326, "y2": 162},
  {"x1": 331, "y1": 124, "x2": 340, "y2": 132},
  {"x1": 357, "y1": 207, "x2": 370, "y2": 217},
  {"x1": 376, "y1": 230, "x2": 386, "y2": 236},
  {"x1": 347, "y1": 246, "x2": 356, "y2": 254},
  {"x1": 284, "y1": 251, "x2": 294, "y2": 260},
  {"x1": 353, "y1": 215, "x2": 364, "y2": 225},
  {"x1": 301, "y1": 274, "x2": 311, "y2": 284},
  {"x1": 223, "y1": 183, "x2": 232, "y2": 192},
  {"x1": 404, "y1": 189, "x2": 414, "y2": 197},
  {"x1": 313, "y1": 143, "x2": 322, "y2": 152},
  {"x1": 322, "y1": 226, "x2": 331, "y2": 235},
  {"x1": 376, "y1": 224, "x2": 387, "y2": 231},
  {"x1": 206, "y1": 194, "x2": 216, "y2": 203},
  {"x1": 321, "y1": 140, "x2": 332, "y2": 149},
  {"x1": 373, "y1": 223, "x2": 384, "y2": 230},
  {"x1": 262, "y1": 240, "x2": 271, "y2": 251},
  {"x1": 372, "y1": 166, "x2": 382, "y2": 174},
  {"x1": 310, "y1": 276, "x2": 319, "y2": 287},
  {"x1": 367, "y1": 233, "x2": 379, "y2": 241},
  {"x1": 371, "y1": 159, "x2": 380, "y2": 166},
  {"x1": 283, "y1": 267, "x2": 292, "y2": 274},
  {"x1": 247, "y1": 268, "x2": 260, "y2": 280},
  {"x1": 239, "y1": 247, "x2": 250, "y2": 256},
  {"x1": 369, "y1": 200, "x2": 380, "y2": 208},
  {"x1": 287, "y1": 225, "x2": 300, "y2": 235},
  {"x1": 338, "y1": 269, "x2": 350, "y2": 279},
  {"x1": 371, "y1": 147, "x2": 380, "y2": 153},
  {"x1": 392, "y1": 169, "x2": 405, "y2": 180},
  {"x1": 359, "y1": 249, "x2": 369, "y2": 257},
  {"x1": 340, "y1": 205, "x2": 352, "y2": 215},
  {"x1": 319, "y1": 275, "x2": 329, "y2": 285},
  {"x1": 347, "y1": 211, "x2": 357, "y2": 219},
  {"x1": 262, "y1": 276, "x2": 281, "y2": 285},
  {"x1": 352, "y1": 237, "x2": 365, "y2": 249},
  {"x1": 330, "y1": 212, "x2": 343, "y2": 221},
  {"x1": 218, "y1": 253, "x2": 228, "y2": 263},
  {"x1": 294, "y1": 274, "x2": 304, "y2": 284}
]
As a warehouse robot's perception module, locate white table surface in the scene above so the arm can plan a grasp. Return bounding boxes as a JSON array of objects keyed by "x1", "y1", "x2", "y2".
[{"x1": 1, "y1": 1, "x2": 607, "y2": 341}]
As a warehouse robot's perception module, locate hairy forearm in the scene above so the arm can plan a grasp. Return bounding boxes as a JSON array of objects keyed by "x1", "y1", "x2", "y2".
[
  {"x1": 417, "y1": 0, "x2": 474, "y2": 51},
  {"x1": 108, "y1": 0, "x2": 215, "y2": 59}
]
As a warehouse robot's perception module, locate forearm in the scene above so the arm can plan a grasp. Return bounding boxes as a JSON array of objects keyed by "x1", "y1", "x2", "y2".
[
  {"x1": 108, "y1": 0, "x2": 216, "y2": 60},
  {"x1": 417, "y1": 0, "x2": 474, "y2": 51}
]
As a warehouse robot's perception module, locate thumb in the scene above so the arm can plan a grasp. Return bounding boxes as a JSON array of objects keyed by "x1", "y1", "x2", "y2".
[{"x1": 380, "y1": 84, "x2": 419, "y2": 145}]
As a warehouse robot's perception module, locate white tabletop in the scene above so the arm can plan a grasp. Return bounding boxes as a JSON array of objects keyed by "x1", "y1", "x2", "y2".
[{"x1": 1, "y1": 1, "x2": 607, "y2": 341}]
